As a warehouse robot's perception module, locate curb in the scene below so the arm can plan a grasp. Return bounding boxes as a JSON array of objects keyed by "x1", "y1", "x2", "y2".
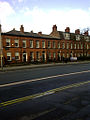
[{"x1": 0, "y1": 61, "x2": 90, "y2": 72}]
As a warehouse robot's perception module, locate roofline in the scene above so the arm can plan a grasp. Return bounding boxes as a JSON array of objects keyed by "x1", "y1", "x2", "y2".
[{"x1": 1, "y1": 33, "x2": 60, "y2": 40}]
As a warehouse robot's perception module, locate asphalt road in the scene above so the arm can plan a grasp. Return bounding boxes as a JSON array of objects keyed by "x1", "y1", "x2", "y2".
[{"x1": 0, "y1": 63, "x2": 90, "y2": 120}]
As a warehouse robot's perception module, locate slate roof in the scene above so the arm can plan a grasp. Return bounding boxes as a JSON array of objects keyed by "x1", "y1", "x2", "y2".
[
  {"x1": 1, "y1": 29, "x2": 60, "y2": 40},
  {"x1": 50, "y1": 30, "x2": 85, "y2": 40},
  {"x1": 2, "y1": 29, "x2": 89, "y2": 41}
]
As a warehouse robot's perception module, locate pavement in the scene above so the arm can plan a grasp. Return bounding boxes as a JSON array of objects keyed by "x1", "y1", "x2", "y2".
[{"x1": 0, "y1": 61, "x2": 90, "y2": 71}]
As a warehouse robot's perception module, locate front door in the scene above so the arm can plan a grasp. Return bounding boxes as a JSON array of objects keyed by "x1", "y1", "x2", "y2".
[
  {"x1": 23, "y1": 53, "x2": 27, "y2": 62},
  {"x1": 42, "y1": 51, "x2": 45, "y2": 62}
]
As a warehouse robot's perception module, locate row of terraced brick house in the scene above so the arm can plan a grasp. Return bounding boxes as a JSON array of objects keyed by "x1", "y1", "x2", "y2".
[{"x1": 0, "y1": 24, "x2": 90, "y2": 65}]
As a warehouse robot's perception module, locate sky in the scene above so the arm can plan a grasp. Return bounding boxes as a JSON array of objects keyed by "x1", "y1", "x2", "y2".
[{"x1": 0, "y1": 0, "x2": 90, "y2": 34}]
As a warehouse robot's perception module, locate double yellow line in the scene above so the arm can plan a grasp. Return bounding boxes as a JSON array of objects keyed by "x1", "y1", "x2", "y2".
[{"x1": 0, "y1": 80, "x2": 90, "y2": 108}]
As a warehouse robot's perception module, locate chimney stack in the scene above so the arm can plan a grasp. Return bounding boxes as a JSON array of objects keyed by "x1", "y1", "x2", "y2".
[
  {"x1": 20, "y1": 25, "x2": 24, "y2": 33},
  {"x1": 38, "y1": 31, "x2": 42, "y2": 35},
  {"x1": 84, "y1": 30, "x2": 88, "y2": 36},
  {"x1": 31, "y1": 30, "x2": 33, "y2": 33},
  {"x1": 65, "y1": 27, "x2": 70, "y2": 33},
  {"x1": 52, "y1": 25, "x2": 57, "y2": 32},
  {"x1": 13, "y1": 28, "x2": 15, "y2": 31},
  {"x1": 75, "y1": 29, "x2": 80, "y2": 34}
]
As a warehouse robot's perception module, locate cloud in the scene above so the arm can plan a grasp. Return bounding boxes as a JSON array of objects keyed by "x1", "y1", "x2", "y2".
[
  {"x1": 0, "y1": 1, "x2": 15, "y2": 31},
  {"x1": 20, "y1": 7, "x2": 90, "y2": 34},
  {"x1": 18, "y1": 0, "x2": 24, "y2": 3},
  {"x1": 1, "y1": 3, "x2": 90, "y2": 34}
]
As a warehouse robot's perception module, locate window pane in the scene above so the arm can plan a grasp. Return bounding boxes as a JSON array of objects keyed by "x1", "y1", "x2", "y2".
[
  {"x1": 62, "y1": 43, "x2": 65, "y2": 49},
  {"x1": 74, "y1": 44, "x2": 77, "y2": 49},
  {"x1": 58, "y1": 42, "x2": 60, "y2": 48},
  {"x1": 36, "y1": 40, "x2": 39, "y2": 48},
  {"x1": 53, "y1": 52, "x2": 56, "y2": 58},
  {"x1": 23, "y1": 40, "x2": 26, "y2": 48},
  {"x1": 48, "y1": 41, "x2": 51, "y2": 48},
  {"x1": 15, "y1": 40, "x2": 19, "y2": 47},
  {"x1": 6, "y1": 39, "x2": 11, "y2": 47},
  {"x1": 7, "y1": 52, "x2": 11, "y2": 61},
  {"x1": 36, "y1": 52, "x2": 40, "y2": 60},
  {"x1": 42, "y1": 41, "x2": 45, "y2": 48},
  {"x1": 48, "y1": 52, "x2": 51, "y2": 59},
  {"x1": 76, "y1": 35, "x2": 80, "y2": 41},
  {"x1": 64, "y1": 33, "x2": 70, "y2": 40},
  {"x1": 30, "y1": 40, "x2": 33, "y2": 48},
  {"x1": 71, "y1": 43, "x2": 73, "y2": 49},
  {"x1": 53, "y1": 41, "x2": 55, "y2": 48},
  {"x1": 66, "y1": 43, "x2": 69, "y2": 49},
  {"x1": 15, "y1": 52, "x2": 19, "y2": 60},
  {"x1": 30, "y1": 52, "x2": 34, "y2": 61}
]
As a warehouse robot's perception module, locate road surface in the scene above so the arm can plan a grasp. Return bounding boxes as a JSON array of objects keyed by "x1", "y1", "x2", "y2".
[{"x1": 0, "y1": 63, "x2": 90, "y2": 120}]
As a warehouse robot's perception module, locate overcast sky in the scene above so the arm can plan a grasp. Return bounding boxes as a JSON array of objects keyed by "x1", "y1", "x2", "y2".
[{"x1": 0, "y1": 0, "x2": 90, "y2": 34}]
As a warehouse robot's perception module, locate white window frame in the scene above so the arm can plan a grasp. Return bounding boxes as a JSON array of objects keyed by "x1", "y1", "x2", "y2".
[
  {"x1": 53, "y1": 41, "x2": 56, "y2": 48},
  {"x1": 23, "y1": 40, "x2": 26, "y2": 48},
  {"x1": 30, "y1": 40, "x2": 33, "y2": 48},
  {"x1": 15, "y1": 52, "x2": 20, "y2": 60},
  {"x1": 84, "y1": 36, "x2": 89, "y2": 42},
  {"x1": 7, "y1": 52, "x2": 11, "y2": 61},
  {"x1": 67, "y1": 53, "x2": 69, "y2": 58},
  {"x1": 66, "y1": 43, "x2": 69, "y2": 49},
  {"x1": 64, "y1": 33, "x2": 70, "y2": 40},
  {"x1": 81, "y1": 44, "x2": 83, "y2": 49},
  {"x1": 58, "y1": 42, "x2": 60, "y2": 49},
  {"x1": 62, "y1": 43, "x2": 65, "y2": 49},
  {"x1": 6, "y1": 38, "x2": 11, "y2": 47},
  {"x1": 30, "y1": 52, "x2": 34, "y2": 61},
  {"x1": 87, "y1": 44, "x2": 89, "y2": 49},
  {"x1": 74, "y1": 43, "x2": 77, "y2": 49},
  {"x1": 58, "y1": 52, "x2": 61, "y2": 58},
  {"x1": 42, "y1": 41, "x2": 45, "y2": 48},
  {"x1": 48, "y1": 41, "x2": 51, "y2": 48},
  {"x1": 76, "y1": 35, "x2": 80, "y2": 41},
  {"x1": 15, "y1": 40, "x2": 19, "y2": 47},
  {"x1": 77, "y1": 44, "x2": 80, "y2": 49},
  {"x1": 36, "y1": 51, "x2": 40, "y2": 61},
  {"x1": 36, "y1": 40, "x2": 39, "y2": 48},
  {"x1": 71, "y1": 43, "x2": 73, "y2": 49},
  {"x1": 48, "y1": 52, "x2": 51, "y2": 59},
  {"x1": 53, "y1": 52, "x2": 56, "y2": 59}
]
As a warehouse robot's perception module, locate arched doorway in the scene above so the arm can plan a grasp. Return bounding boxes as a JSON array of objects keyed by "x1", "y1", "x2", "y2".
[
  {"x1": 23, "y1": 51, "x2": 27, "y2": 62},
  {"x1": 42, "y1": 51, "x2": 46, "y2": 62}
]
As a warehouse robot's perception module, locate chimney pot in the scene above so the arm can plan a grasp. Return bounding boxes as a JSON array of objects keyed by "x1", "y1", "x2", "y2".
[
  {"x1": 20, "y1": 25, "x2": 24, "y2": 33},
  {"x1": 13, "y1": 28, "x2": 15, "y2": 31},
  {"x1": 65, "y1": 27, "x2": 70, "y2": 33},
  {"x1": 38, "y1": 31, "x2": 42, "y2": 35},
  {"x1": 31, "y1": 30, "x2": 33, "y2": 33},
  {"x1": 52, "y1": 24, "x2": 57, "y2": 32},
  {"x1": 84, "y1": 31, "x2": 88, "y2": 36},
  {"x1": 75, "y1": 29, "x2": 80, "y2": 34}
]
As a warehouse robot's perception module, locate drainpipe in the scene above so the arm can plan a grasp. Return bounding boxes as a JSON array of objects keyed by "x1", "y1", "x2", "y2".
[{"x1": 0, "y1": 24, "x2": 3, "y2": 70}]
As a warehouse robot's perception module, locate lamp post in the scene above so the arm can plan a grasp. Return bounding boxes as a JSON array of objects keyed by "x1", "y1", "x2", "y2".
[{"x1": 0, "y1": 24, "x2": 3, "y2": 70}]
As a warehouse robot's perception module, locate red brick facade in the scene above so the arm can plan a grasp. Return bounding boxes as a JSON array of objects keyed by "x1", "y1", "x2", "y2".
[{"x1": 0, "y1": 25, "x2": 90, "y2": 65}]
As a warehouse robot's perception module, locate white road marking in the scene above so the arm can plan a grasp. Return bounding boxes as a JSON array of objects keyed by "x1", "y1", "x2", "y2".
[
  {"x1": 0, "y1": 70, "x2": 90, "y2": 88},
  {"x1": 0, "y1": 80, "x2": 90, "y2": 107}
]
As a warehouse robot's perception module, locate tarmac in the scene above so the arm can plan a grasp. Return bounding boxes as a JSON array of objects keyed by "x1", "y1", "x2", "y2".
[{"x1": 0, "y1": 61, "x2": 90, "y2": 72}]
